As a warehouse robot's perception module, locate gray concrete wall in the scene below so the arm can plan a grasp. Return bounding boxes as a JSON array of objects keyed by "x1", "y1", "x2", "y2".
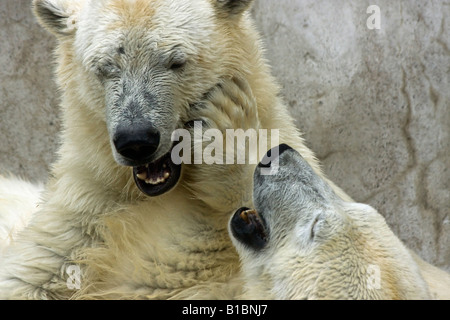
[
  {"x1": 0, "y1": 0, "x2": 60, "y2": 182},
  {"x1": 0, "y1": 0, "x2": 448, "y2": 271}
]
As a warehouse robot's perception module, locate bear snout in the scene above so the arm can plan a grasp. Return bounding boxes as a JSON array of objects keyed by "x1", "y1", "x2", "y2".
[{"x1": 113, "y1": 122, "x2": 161, "y2": 165}]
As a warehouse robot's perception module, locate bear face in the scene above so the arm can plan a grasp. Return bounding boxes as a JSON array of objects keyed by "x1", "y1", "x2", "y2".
[
  {"x1": 229, "y1": 144, "x2": 430, "y2": 299},
  {"x1": 33, "y1": 0, "x2": 256, "y2": 197}
]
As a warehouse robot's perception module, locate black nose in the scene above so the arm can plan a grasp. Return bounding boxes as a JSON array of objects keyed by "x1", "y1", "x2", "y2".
[
  {"x1": 113, "y1": 123, "x2": 160, "y2": 163},
  {"x1": 258, "y1": 144, "x2": 292, "y2": 168}
]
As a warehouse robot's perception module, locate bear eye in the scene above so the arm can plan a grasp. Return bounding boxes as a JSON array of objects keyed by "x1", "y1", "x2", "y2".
[
  {"x1": 95, "y1": 60, "x2": 121, "y2": 79},
  {"x1": 166, "y1": 49, "x2": 187, "y2": 71},
  {"x1": 310, "y1": 216, "x2": 320, "y2": 240},
  {"x1": 169, "y1": 59, "x2": 186, "y2": 71}
]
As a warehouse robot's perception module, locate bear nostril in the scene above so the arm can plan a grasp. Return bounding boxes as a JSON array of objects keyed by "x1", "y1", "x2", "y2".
[
  {"x1": 117, "y1": 143, "x2": 158, "y2": 162},
  {"x1": 258, "y1": 147, "x2": 273, "y2": 168},
  {"x1": 258, "y1": 159, "x2": 271, "y2": 168},
  {"x1": 277, "y1": 143, "x2": 293, "y2": 155},
  {"x1": 258, "y1": 144, "x2": 293, "y2": 168}
]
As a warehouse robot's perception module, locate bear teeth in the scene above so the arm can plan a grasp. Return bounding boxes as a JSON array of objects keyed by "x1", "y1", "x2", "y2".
[
  {"x1": 144, "y1": 171, "x2": 171, "y2": 185},
  {"x1": 240, "y1": 209, "x2": 257, "y2": 224},
  {"x1": 136, "y1": 172, "x2": 148, "y2": 181}
]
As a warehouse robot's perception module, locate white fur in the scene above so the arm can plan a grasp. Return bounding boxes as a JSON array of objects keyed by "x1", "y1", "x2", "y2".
[
  {"x1": 0, "y1": 176, "x2": 43, "y2": 253},
  {"x1": 0, "y1": 0, "x2": 351, "y2": 299},
  {"x1": 230, "y1": 149, "x2": 450, "y2": 300}
]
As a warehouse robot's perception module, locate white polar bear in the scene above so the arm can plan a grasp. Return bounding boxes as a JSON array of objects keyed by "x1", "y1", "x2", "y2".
[
  {"x1": 0, "y1": 176, "x2": 43, "y2": 253},
  {"x1": 0, "y1": 0, "x2": 352, "y2": 299},
  {"x1": 229, "y1": 144, "x2": 450, "y2": 299}
]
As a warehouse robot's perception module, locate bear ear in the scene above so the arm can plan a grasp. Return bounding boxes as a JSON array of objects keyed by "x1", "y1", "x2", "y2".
[
  {"x1": 32, "y1": 0, "x2": 80, "y2": 37},
  {"x1": 214, "y1": 0, "x2": 254, "y2": 17}
]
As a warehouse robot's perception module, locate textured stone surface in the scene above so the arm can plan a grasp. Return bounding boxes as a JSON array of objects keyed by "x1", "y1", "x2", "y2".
[
  {"x1": 0, "y1": 0, "x2": 60, "y2": 182},
  {"x1": 0, "y1": 0, "x2": 448, "y2": 271}
]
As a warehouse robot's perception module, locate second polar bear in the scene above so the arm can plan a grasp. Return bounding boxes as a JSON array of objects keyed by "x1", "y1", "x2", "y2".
[{"x1": 230, "y1": 144, "x2": 450, "y2": 299}]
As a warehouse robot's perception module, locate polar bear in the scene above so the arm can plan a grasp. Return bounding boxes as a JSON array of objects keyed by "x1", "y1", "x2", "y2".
[
  {"x1": 229, "y1": 144, "x2": 450, "y2": 299},
  {"x1": 0, "y1": 0, "x2": 352, "y2": 299},
  {"x1": 0, "y1": 176, "x2": 44, "y2": 253}
]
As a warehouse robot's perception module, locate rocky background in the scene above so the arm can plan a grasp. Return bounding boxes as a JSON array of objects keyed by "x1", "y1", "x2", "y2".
[{"x1": 0, "y1": 0, "x2": 449, "y2": 271}]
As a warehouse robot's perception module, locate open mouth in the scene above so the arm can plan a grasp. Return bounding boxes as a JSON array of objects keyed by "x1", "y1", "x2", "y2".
[
  {"x1": 230, "y1": 207, "x2": 268, "y2": 250},
  {"x1": 133, "y1": 147, "x2": 181, "y2": 197}
]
